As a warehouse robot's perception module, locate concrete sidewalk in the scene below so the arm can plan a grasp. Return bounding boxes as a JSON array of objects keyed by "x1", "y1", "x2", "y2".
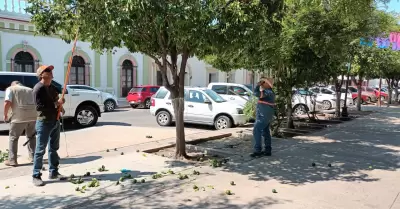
[
  {"x1": 0, "y1": 108, "x2": 399, "y2": 209},
  {"x1": 0, "y1": 125, "x2": 231, "y2": 179}
]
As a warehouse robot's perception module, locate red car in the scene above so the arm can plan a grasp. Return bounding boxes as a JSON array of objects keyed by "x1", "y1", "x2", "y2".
[
  {"x1": 126, "y1": 85, "x2": 160, "y2": 108},
  {"x1": 348, "y1": 86, "x2": 370, "y2": 103}
]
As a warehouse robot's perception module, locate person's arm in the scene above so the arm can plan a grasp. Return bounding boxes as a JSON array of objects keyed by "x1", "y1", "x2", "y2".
[
  {"x1": 3, "y1": 88, "x2": 12, "y2": 122},
  {"x1": 254, "y1": 85, "x2": 261, "y2": 98}
]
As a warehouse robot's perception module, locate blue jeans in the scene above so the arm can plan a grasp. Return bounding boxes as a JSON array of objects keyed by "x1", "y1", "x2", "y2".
[
  {"x1": 253, "y1": 104, "x2": 274, "y2": 153},
  {"x1": 32, "y1": 120, "x2": 60, "y2": 177}
]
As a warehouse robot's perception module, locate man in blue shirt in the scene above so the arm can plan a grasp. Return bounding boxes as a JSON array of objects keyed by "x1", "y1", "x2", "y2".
[{"x1": 251, "y1": 77, "x2": 275, "y2": 157}]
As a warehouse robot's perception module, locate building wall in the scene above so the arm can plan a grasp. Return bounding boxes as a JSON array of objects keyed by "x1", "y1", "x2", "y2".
[{"x1": 0, "y1": 14, "x2": 254, "y2": 98}]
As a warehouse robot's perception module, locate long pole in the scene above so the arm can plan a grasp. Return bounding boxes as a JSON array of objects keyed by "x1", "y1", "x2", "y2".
[
  {"x1": 57, "y1": 32, "x2": 79, "y2": 120},
  {"x1": 342, "y1": 61, "x2": 351, "y2": 117},
  {"x1": 378, "y1": 77, "x2": 382, "y2": 107}
]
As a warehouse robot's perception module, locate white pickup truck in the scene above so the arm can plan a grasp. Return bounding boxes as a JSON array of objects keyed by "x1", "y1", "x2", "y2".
[{"x1": 0, "y1": 72, "x2": 104, "y2": 130}]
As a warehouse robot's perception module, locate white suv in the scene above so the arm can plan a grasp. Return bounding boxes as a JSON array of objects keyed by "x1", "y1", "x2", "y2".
[
  {"x1": 0, "y1": 72, "x2": 104, "y2": 130},
  {"x1": 207, "y1": 83, "x2": 252, "y2": 107},
  {"x1": 67, "y1": 85, "x2": 118, "y2": 112},
  {"x1": 150, "y1": 87, "x2": 247, "y2": 130}
]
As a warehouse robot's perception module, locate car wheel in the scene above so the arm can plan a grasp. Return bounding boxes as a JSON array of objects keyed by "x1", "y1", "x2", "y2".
[
  {"x1": 145, "y1": 99, "x2": 151, "y2": 109},
  {"x1": 214, "y1": 115, "x2": 232, "y2": 130},
  {"x1": 156, "y1": 111, "x2": 172, "y2": 126},
  {"x1": 74, "y1": 106, "x2": 98, "y2": 128},
  {"x1": 104, "y1": 100, "x2": 116, "y2": 112},
  {"x1": 367, "y1": 97, "x2": 372, "y2": 103},
  {"x1": 322, "y1": 100, "x2": 332, "y2": 110},
  {"x1": 293, "y1": 104, "x2": 307, "y2": 116},
  {"x1": 130, "y1": 104, "x2": 138, "y2": 109}
]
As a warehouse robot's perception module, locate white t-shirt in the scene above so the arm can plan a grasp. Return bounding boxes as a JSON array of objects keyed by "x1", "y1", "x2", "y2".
[{"x1": 4, "y1": 88, "x2": 12, "y2": 102}]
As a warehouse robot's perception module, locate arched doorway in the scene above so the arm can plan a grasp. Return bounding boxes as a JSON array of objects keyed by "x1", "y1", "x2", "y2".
[
  {"x1": 121, "y1": 60, "x2": 137, "y2": 97},
  {"x1": 13, "y1": 51, "x2": 35, "y2": 72},
  {"x1": 70, "y1": 56, "x2": 89, "y2": 85}
]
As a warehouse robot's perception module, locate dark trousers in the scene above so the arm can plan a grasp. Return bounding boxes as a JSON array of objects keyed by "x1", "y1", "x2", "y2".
[
  {"x1": 32, "y1": 120, "x2": 60, "y2": 177},
  {"x1": 253, "y1": 104, "x2": 274, "y2": 153}
]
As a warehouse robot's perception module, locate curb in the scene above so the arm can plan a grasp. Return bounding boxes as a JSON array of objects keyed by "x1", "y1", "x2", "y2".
[{"x1": 142, "y1": 133, "x2": 232, "y2": 153}]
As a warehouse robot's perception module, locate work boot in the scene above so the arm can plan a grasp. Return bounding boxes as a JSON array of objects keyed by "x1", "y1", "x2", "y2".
[
  {"x1": 249, "y1": 152, "x2": 263, "y2": 158},
  {"x1": 49, "y1": 171, "x2": 67, "y2": 180},
  {"x1": 4, "y1": 160, "x2": 18, "y2": 167},
  {"x1": 263, "y1": 151, "x2": 272, "y2": 156},
  {"x1": 33, "y1": 175, "x2": 45, "y2": 187}
]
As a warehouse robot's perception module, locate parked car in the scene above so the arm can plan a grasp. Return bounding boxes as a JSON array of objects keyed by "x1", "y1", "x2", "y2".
[
  {"x1": 207, "y1": 83, "x2": 252, "y2": 107},
  {"x1": 67, "y1": 85, "x2": 118, "y2": 112},
  {"x1": 292, "y1": 89, "x2": 320, "y2": 115},
  {"x1": 360, "y1": 86, "x2": 378, "y2": 102},
  {"x1": 347, "y1": 86, "x2": 374, "y2": 104},
  {"x1": 126, "y1": 85, "x2": 160, "y2": 109},
  {"x1": 310, "y1": 86, "x2": 353, "y2": 110},
  {"x1": 0, "y1": 72, "x2": 103, "y2": 130},
  {"x1": 150, "y1": 87, "x2": 247, "y2": 130}
]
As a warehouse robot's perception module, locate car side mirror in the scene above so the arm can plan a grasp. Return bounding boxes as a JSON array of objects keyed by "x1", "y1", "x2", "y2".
[{"x1": 204, "y1": 98, "x2": 212, "y2": 104}]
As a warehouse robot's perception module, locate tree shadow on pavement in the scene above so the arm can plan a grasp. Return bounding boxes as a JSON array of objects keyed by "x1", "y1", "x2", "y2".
[
  {"x1": 218, "y1": 110, "x2": 400, "y2": 185},
  {"x1": 0, "y1": 176, "x2": 288, "y2": 209},
  {"x1": 61, "y1": 156, "x2": 103, "y2": 165}
]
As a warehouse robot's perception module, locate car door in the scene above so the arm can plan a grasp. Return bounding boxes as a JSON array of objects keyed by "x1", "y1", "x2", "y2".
[
  {"x1": 227, "y1": 85, "x2": 249, "y2": 107},
  {"x1": 185, "y1": 90, "x2": 214, "y2": 124}
]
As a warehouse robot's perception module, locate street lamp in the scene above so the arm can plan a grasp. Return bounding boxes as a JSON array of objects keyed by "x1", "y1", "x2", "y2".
[{"x1": 341, "y1": 60, "x2": 351, "y2": 117}]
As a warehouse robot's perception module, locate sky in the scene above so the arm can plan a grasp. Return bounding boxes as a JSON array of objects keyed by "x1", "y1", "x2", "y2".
[
  {"x1": 384, "y1": 0, "x2": 400, "y2": 12},
  {"x1": 380, "y1": 0, "x2": 400, "y2": 13}
]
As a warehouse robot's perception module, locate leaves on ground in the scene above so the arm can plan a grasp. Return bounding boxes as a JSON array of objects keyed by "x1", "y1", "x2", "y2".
[
  {"x1": 225, "y1": 190, "x2": 233, "y2": 195},
  {"x1": 70, "y1": 177, "x2": 84, "y2": 184},
  {"x1": 178, "y1": 173, "x2": 189, "y2": 180},
  {"x1": 152, "y1": 173, "x2": 163, "y2": 179},
  {"x1": 98, "y1": 165, "x2": 107, "y2": 172},
  {"x1": 0, "y1": 150, "x2": 8, "y2": 163},
  {"x1": 192, "y1": 170, "x2": 200, "y2": 175}
]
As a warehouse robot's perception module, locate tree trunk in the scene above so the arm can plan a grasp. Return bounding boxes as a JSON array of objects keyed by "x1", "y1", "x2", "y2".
[
  {"x1": 335, "y1": 91, "x2": 341, "y2": 117},
  {"x1": 356, "y1": 81, "x2": 362, "y2": 111},
  {"x1": 172, "y1": 97, "x2": 187, "y2": 158},
  {"x1": 286, "y1": 93, "x2": 294, "y2": 129},
  {"x1": 334, "y1": 75, "x2": 343, "y2": 117},
  {"x1": 387, "y1": 79, "x2": 392, "y2": 105}
]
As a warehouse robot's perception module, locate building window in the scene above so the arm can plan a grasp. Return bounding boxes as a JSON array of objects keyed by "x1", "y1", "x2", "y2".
[
  {"x1": 208, "y1": 72, "x2": 218, "y2": 84},
  {"x1": 70, "y1": 56, "x2": 89, "y2": 85},
  {"x1": 121, "y1": 60, "x2": 137, "y2": 97},
  {"x1": 13, "y1": 51, "x2": 35, "y2": 72}
]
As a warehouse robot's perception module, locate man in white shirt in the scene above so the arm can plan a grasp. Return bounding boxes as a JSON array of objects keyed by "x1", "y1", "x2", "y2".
[{"x1": 3, "y1": 81, "x2": 37, "y2": 166}]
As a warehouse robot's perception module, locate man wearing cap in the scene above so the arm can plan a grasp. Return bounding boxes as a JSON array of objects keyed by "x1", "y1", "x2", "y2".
[
  {"x1": 32, "y1": 65, "x2": 65, "y2": 186},
  {"x1": 251, "y1": 77, "x2": 275, "y2": 158},
  {"x1": 3, "y1": 81, "x2": 37, "y2": 166}
]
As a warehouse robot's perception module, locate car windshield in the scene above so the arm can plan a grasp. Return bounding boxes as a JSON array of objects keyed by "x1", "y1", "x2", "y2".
[
  {"x1": 130, "y1": 87, "x2": 144, "y2": 92},
  {"x1": 203, "y1": 89, "x2": 226, "y2": 103},
  {"x1": 348, "y1": 87, "x2": 357, "y2": 92},
  {"x1": 366, "y1": 87, "x2": 375, "y2": 92}
]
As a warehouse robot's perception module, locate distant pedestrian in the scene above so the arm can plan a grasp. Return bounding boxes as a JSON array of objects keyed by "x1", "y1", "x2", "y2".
[
  {"x1": 251, "y1": 77, "x2": 275, "y2": 157},
  {"x1": 2, "y1": 81, "x2": 37, "y2": 166},
  {"x1": 32, "y1": 65, "x2": 65, "y2": 187}
]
